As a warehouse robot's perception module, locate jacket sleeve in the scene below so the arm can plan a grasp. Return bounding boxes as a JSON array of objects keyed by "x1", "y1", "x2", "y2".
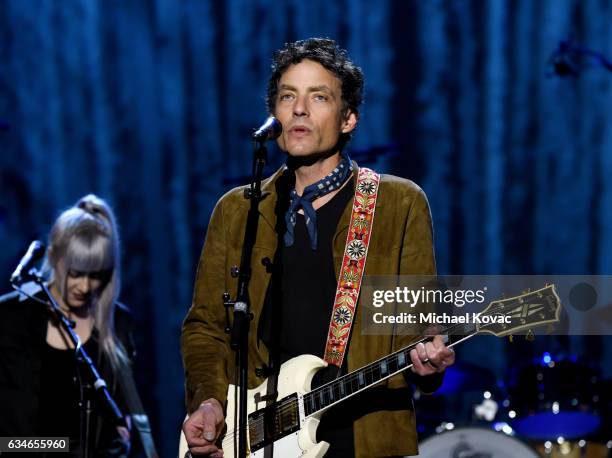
[
  {"x1": 397, "y1": 188, "x2": 444, "y2": 394},
  {"x1": 399, "y1": 188, "x2": 436, "y2": 277},
  {"x1": 181, "y1": 198, "x2": 232, "y2": 413}
]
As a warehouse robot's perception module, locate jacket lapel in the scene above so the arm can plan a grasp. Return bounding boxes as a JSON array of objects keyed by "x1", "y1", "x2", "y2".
[
  {"x1": 332, "y1": 161, "x2": 360, "y2": 243},
  {"x1": 257, "y1": 165, "x2": 287, "y2": 232}
]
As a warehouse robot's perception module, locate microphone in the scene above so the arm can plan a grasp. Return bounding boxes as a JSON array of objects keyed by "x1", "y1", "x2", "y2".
[
  {"x1": 10, "y1": 241, "x2": 46, "y2": 285},
  {"x1": 252, "y1": 116, "x2": 282, "y2": 141}
]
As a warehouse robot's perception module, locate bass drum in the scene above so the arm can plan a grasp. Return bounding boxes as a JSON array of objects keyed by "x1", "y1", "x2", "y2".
[
  {"x1": 507, "y1": 358, "x2": 602, "y2": 440},
  {"x1": 417, "y1": 427, "x2": 539, "y2": 458}
]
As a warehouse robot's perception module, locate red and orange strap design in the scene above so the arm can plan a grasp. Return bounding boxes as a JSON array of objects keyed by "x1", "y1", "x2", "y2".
[{"x1": 323, "y1": 167, "x2": 380, "y2": 367}]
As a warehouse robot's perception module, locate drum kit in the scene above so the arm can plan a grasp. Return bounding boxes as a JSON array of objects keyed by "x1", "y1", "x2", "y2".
[{"x1": 414, "y1": 354, "x2": 611, "y2": 457}]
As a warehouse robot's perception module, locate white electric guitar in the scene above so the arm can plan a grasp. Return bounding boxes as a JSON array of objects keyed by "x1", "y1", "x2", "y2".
[{"x1": 178, "y1": 285, "x2": 561, "y2": 457}]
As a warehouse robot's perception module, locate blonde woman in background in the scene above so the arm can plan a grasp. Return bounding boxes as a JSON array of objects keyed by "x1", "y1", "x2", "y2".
[{"x1": 0, "y1": 194, "x2": 151, "y2": 457}]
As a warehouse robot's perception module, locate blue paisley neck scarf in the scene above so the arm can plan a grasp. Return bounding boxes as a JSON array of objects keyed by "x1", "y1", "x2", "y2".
[{"x1": 284, "y1": 152, "x2": 353, "y2": 250}]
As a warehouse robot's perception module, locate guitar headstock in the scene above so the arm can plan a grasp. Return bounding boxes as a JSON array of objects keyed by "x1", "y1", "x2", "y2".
[{"x1": 477, "y1": 284, "x2": 561, "y2": 337}]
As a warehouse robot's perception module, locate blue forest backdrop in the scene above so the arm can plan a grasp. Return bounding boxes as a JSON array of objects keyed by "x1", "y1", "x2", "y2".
[{"x1": 1, "y1": 0, "x2": 611, "y2": 456}]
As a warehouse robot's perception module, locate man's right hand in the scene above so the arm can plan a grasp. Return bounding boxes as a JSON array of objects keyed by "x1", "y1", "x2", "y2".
[{"x1": 182, "y1": 398, "x2": 225, "y2": 457}]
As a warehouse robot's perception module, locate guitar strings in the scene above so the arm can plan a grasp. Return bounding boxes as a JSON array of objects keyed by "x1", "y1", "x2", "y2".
[{"x1": 216, "y1": 297, "x2": 553, "y2": 446}]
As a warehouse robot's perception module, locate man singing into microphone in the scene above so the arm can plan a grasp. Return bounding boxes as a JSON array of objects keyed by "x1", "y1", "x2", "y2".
[{"x1": 181, "y1": 38, "x2": 455, "y2": 457}]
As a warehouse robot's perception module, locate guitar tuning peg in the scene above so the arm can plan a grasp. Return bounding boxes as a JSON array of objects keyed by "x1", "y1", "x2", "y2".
[
  {"x1": 526, "y1": 329, "x2": 535, "y2": 341},
  {"x1": 508, "y1": 335, "x2": 514, "y2": 343}
]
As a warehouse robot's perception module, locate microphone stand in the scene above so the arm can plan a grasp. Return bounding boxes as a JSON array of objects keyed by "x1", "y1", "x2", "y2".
[
  {"x1": 12, "y1": 275, "x2": 125, "y2": 458},
  {"x1": 226, "y1": 139, "x2": 268, "y2": 458}
]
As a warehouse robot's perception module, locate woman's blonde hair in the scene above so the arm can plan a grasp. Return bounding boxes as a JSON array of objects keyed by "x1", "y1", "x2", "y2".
[{"x1": 43, "y1": 194, "x2": 127, "y2": 369}]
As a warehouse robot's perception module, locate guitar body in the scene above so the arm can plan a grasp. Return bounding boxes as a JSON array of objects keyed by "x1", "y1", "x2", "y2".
[{"x1": 178, "y1": 354, "x2": 331, "y2": 458}]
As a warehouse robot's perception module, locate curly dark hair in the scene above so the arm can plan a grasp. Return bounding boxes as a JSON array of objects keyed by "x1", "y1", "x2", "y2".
[{"x1": 266, "y1": 38, "x2": 364, "y2": 129}]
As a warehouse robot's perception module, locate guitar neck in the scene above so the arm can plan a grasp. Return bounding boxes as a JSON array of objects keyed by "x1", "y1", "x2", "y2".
[
  {"x1": 303, "y1": 283, "x2": 562, "y2": 416},
  {"x1": 303, "y1": 324, "x2": 478, "y2": 417}
]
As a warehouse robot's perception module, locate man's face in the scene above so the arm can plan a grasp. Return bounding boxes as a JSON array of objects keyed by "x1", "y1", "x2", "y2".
[{"x1": 274, "y1": 59, "x2": 357, "y2": 158}]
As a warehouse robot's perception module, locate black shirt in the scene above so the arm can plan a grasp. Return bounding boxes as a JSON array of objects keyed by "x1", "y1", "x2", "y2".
[
  {"x1": 279, "y1": 178, "x2": 356, "y2": 457},
  {"x1": 38, "y1": 337, "x2": 99, "y2": 451}
]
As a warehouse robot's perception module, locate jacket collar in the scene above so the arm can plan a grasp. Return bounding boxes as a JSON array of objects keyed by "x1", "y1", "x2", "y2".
[
  {"x1": 333, "y1": 160, "x2": 359, "y2": 241},
  {"x1": 257, "y1": 164, "x2": 286, "y2": 230}
]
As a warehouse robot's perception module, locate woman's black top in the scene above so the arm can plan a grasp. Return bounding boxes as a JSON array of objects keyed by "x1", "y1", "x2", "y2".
[
  {"x1": 38, "y1": 338, "x2": 98, "y2": 445},
  {"x1": 0, "y1": 288, "x2": 135, "y2": 457}
]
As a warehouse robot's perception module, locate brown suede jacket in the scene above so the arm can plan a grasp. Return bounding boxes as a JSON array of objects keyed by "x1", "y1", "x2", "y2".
[{"x1": 182, "y1": 161, "x2": 440, "y2": 457}]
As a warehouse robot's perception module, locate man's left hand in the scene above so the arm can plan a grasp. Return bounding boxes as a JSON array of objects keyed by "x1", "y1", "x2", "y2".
[{"x1": 409, "y1": 335, "x2": 455, "y2": 376}]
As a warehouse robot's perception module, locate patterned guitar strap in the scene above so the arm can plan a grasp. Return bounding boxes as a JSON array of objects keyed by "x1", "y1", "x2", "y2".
[{"x1": 323, "y1": 167, "x2": 380, "y2": 367}]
